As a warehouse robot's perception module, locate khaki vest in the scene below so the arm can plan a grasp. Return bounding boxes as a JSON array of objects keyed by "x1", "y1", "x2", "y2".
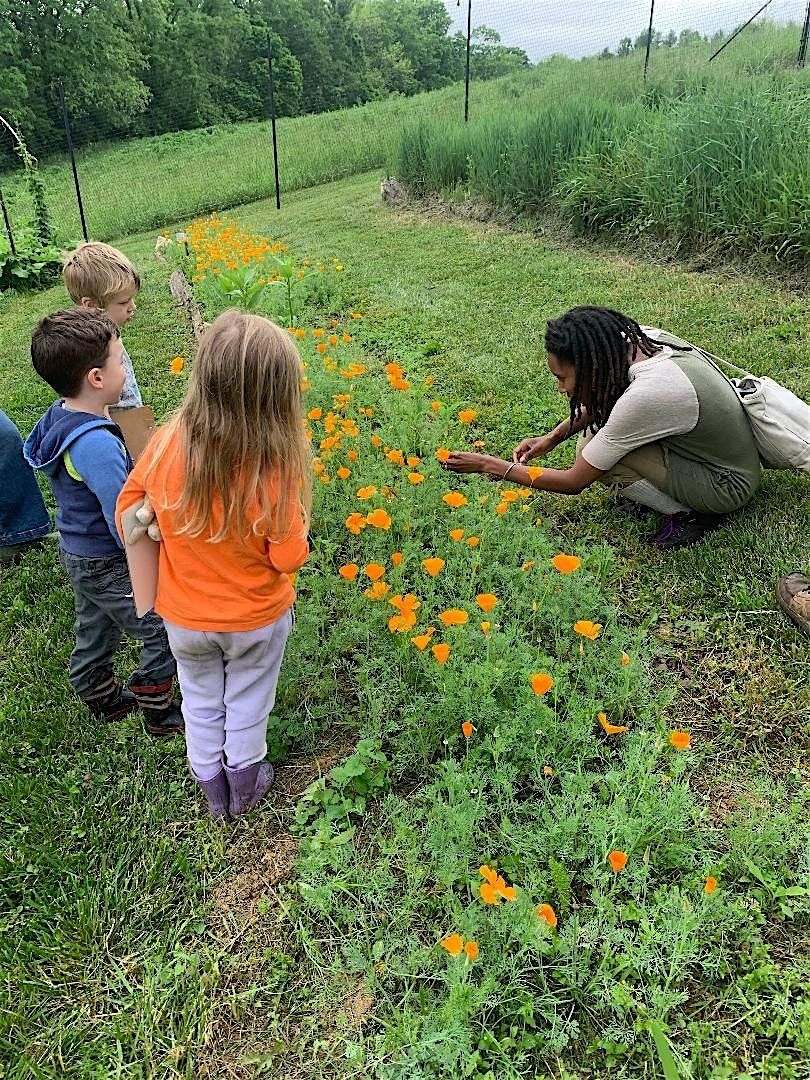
[{"x1": 651, "y1": 330, "x2": 761, "y2": 514}]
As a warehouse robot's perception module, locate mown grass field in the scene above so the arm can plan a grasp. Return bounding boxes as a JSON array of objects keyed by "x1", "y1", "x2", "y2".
[{"x1": 1, "y1": 171, "x2": 808, "y2": 1079}]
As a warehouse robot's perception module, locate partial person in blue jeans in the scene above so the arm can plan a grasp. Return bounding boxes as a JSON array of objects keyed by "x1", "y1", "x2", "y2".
[{"x1": 0, "y1": 408, "x2": 52, "y2": 566}]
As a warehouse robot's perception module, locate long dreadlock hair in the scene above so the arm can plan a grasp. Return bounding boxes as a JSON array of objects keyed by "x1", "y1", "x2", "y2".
[{"x1": 545, "y1": 306, "x2": 665, "y2": 433}]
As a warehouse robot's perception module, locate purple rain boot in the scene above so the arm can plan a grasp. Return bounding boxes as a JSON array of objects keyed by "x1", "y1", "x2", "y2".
[
  {"x1": 224, "y1": 760, "x2": 275, "y2": 819},
  {"x1": 650, "y1": 511, "x2": 726, "y2": 550},
  {"x1": 192, "y1": 768, "x2": 231, "y2": 822}
]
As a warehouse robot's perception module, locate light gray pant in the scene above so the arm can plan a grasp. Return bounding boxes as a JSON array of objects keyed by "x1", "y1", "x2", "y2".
[{"x1": 164, "y1": 609, "x2": 293, "y2": 780}]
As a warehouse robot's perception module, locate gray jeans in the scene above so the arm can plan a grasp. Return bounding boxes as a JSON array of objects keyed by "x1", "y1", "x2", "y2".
[{"x1": 59, "y1": 550, "x2": 175, "y2": 699}]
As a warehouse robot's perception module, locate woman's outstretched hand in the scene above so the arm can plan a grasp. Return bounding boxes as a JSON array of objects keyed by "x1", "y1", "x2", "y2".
[
  {"x1": 513, "y1": 435, "x2": 554, "y2": 464},
  {"x1": 444, "y1": 452, "x2": 501, "y2": 476}
]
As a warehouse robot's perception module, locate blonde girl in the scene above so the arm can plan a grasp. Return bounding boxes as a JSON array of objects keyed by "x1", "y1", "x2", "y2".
[{"x1": 117, "y1": 311, "x2": 311, "y2": 820}]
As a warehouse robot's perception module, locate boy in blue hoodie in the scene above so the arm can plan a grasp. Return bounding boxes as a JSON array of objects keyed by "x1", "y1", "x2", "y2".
[{"x1": 25, "y1": 308, "x2": 183, "y2": 736}]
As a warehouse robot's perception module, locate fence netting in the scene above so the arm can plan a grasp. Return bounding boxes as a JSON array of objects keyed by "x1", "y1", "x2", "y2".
[{"x1": 1, "y1": 0, "x2": 808, "y2": 251}]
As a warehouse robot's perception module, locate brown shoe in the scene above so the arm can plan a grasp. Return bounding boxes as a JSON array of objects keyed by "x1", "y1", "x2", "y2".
[{"x1": 776, "y1": 572, "x2": 810, "y2": 637}]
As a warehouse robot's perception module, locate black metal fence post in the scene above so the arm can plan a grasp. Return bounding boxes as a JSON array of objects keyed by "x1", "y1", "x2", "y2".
[
  {"x1": 799, "y1": 0, "x2": 810, "y2": 67},
  {"x1": 643, "y1": 0, "x2": 655, "y2": 83},
  {"x1": 708, "y1": 0, "x2": 774, "y2": 62},
  {"x1": 267, "y1": 35, "x2": 281, "y2": 211},
  {"x1": 57, "y1": 80, "x2": 88, "y2": 241},
  {"x1": 463, "y1": 0, "x2": 473, "y2": 122},
  {"x1": 0, "y1": 189, "x2": 16, "y2": 254}
]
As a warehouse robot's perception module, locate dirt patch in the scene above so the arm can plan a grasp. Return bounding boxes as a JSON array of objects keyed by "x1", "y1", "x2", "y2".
[
  {"x1": 209, "y1": 732, "x2": 357, "y2": 938},
  {"x1": 195, "y1": 731, "x2": 359, "y2": 1079}
]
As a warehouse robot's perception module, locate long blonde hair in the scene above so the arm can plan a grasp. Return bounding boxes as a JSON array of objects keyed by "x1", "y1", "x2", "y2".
[{"x1": 148, "y1": 310, "x2": 311, "y2": 543}]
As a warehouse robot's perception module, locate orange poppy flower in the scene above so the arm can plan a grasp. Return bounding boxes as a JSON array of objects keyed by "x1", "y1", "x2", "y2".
[
  {"x1": 347, "y1": 450, "x2": 358, "y2": 461},
  {"x1": 669, "y1": 730, "x2": 691, "y2": 750},
  {"x1": 621, "y1": 651, "x2": 631, "y2": 666},
  {"x1": 406, "y1": 455, "x2": 421, "y2": 467},
  {"x1": 527, "y1": 465, "x2": 543, "y2": 481},
  {"x1": 295, "y1": 328, "x2": 306, "y2": 340},
  {"x1": 389, "y1": 593, "x2": 420, "y2": 613},
  {"x1": 410, "y1": 628, "x2": 435, "y2": 651},
  {"x1": 543, "y1": 764, "x2": 555, "y2": 777},
  {"x1": 356, "y1": 485, "x2": 377, "y2": 500},
  {"x1": 598, "y1": 712, "x2": 629, "y2": 735},
  {"x1": 439, "y1": 609, "x2": 468, "y2": 627},
  {"x1": 495, "y1": 502, "x2": 508, "y2": 515},
  {"x1": 529, "y1": 673, "x2": 554, "y2": 696},
  {"x1": 316, "y1": 342, "x2": 327, "y2": 354},
  {"x1": 476, "y1": 594, "x2": 498, "y2": 612},
  {"x1": 435, "y1": 448, "x2": 452, "y2": 463},
  {"x1": 336, "y1": 467, "x2": 351, "y2": 480},
  {"x1": 431, "y1": 642, "x2": 450, "y2": 665},
  {"x1": 536, "y1": 903, "x2": 557, "y2": 928},
  {"x1": 388, "y1": 610, "x2": 418, "y2": 633},
  {"x1": 366, "y1": 509, "x2": 392, "y2": 530},
  {"x1": 521, "y1": 561, "x2": 535, "y2": 571},
  {"x1": 501, "y1": 491, "x2": 519, "y2": 504},
  {"x1": 466, "y1": 537, "x2": 480, "y2": 548},
  {"x1": 449, "y1": 528, "x2": 464, "y2": 542},
  {"x1": 307, "y1": 407, "x2": 323, "y2": 421},
  {"x1": 385, "y1": 449, "x2": 405, "y2": 466},
  {"x1": 408, "y1": 472, "x2": 425, "y2": 484},
  {"x1": 551, "y1": 554, "x2": 581, "y2": 574},
  {"x1": 328, "y1": 334, "x2": 338, "y2": 347},
  {"x1": 608, "y1": 850, "x2": 628, "y2": 873},
  {"x1": 364, "y1": 581, "x2": 391, "y2": 599},
  {"x1": 461, "y1": 721, "x2": 474, "y2": 738},
  {"x1": 350, "y1": 311, "x2": 362, "y2": 319},
  {"x1": 391, "y1": 551, "x2": 404, "y2": 566},
  {"x1": 371, "y1": 434, "x2": 382, "y2": 448},
  {"x1": 440, "y1": 933, "x2": 463, "y2": 956},
  {"x1": 704, "y1": 875, "x2": 718, "y2": 895},
  {"x1": 443, "y1": 492, "x2": 468, "y2": 508},
  {"x1": 422, "y1": 557, "x2": 445, "y2": 577},
  {"x1": 364, "y1": 562, "x2": 386, "y2": 581},
  {"x1": 464, "y1": 940, "x2": 478, "y2": 961},
  {"x1": 479, "y1": 864, "x2": 516, "y2": 904},
  {"x1": 312, "y1": 328, "x2": 324, "y2": 338},
  {"x1": 574, "y1": 620, "x2": 602, "y2": 640},
  {"x1": 338, "y1": 563, "x2": 359, "y2": 580},
  {"x1": 384, "y1": 362, "x2": 405, "y2": 379},
  {"x1": 431, "y1": 401, "x2": 441, "y2": 412},
  {"x1": 345, "y1": 512, "x2": 366, "y2": 534},
  {"x1": 170, "y1": 356, "x2": 184, "y2": 374},
  {"x1": 342, "y1": 333, "x2": 352, "y2": 343},
  {"x1": 458, "y1": 409, "x2": 477, "y2": 424},
  {"x1": 390, "y1": 378, "x2": 410, "y2": 391}
]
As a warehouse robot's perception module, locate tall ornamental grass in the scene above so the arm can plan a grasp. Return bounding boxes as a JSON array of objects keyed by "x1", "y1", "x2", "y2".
[{"x1": 396, "y1": 77, "x2": 810, "y2": 265}]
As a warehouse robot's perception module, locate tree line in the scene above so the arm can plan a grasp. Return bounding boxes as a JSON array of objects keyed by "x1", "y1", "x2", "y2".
[{"x1": 0, "y1": 0, "x2": 528, "y2": 159}]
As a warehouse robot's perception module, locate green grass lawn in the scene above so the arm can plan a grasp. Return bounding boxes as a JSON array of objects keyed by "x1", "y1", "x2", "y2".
[{"x1": 1, "y1": 172, "x2": 808, "y2": 1078}]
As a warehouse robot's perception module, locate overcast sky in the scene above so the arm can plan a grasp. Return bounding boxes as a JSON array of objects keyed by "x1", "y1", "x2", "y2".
[{"x1": 444, "y1": 0, "x2": 808, "y2": 60}]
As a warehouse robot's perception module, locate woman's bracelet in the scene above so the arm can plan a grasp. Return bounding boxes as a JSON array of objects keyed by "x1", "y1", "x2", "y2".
[{"x1": 500, "y1": 461, "x2": 518, "y2": 482}]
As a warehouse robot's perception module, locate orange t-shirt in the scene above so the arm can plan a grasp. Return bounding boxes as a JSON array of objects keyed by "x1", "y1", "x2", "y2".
[{"x1": 116, "y1": 428, "x2": 309, "y2": 632}]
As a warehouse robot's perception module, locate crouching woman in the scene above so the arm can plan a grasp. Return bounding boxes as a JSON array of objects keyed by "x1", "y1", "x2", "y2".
[{"x1": 445, "y1": 306, "x2": 761, "y2": 550}]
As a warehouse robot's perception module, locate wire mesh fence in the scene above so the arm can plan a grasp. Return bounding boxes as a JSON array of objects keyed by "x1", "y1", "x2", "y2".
[{"x1": 1, "y1": 0, "x2": 808, "y2": 255}]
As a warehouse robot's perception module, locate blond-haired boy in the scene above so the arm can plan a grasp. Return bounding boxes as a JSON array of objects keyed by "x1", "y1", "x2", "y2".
[{"x1": 62, "y1": 241, "x2": 143, "y2": 408}]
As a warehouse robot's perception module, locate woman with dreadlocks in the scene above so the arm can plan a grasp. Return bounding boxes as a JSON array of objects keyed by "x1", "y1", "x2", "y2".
[{"x1": 444, "y1": 306, "x2": 761, "y2": 550}]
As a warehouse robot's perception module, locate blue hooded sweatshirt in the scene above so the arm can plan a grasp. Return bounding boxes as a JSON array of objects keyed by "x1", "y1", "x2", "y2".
[{"x1": 24, "y1": 402, "x2": 133, "y2": 558}]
